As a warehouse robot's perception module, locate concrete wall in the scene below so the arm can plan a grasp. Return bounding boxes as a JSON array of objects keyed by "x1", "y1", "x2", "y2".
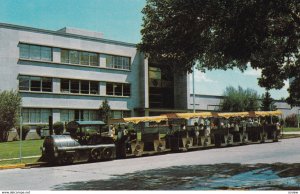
[{"x1": 173, "y1": 72, "x2": 189, "y2": 109}]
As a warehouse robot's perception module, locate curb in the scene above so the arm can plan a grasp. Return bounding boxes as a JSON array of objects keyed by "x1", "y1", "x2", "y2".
[
  {"x1": 0, "y1": 163, "x2": 25, "y2": 170},
  {"x1": 0, "y1": 162, "x2": 46, "y2": 170}
]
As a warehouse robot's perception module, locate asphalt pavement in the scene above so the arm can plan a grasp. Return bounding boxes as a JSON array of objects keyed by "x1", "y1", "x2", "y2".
[{"x1": 1, "y1": 137, "x2": 300, "y2": 190}]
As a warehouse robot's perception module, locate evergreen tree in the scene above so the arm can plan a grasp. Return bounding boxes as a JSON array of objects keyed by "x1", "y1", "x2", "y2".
[
  {"x1": 99, "y1": 99, "x2": 111, "y2": 124},
  {"x1": 261, "y1": 91, "x2": 277, "y2": 111}
]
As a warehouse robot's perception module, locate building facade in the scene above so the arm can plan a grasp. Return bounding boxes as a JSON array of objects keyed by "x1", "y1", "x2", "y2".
[
  {"x1": 187, "y1": 94, "x2": 300, "y2": 118},
  {"x1": 0, "y1": 23, "x2": 190, "y2": 127}
]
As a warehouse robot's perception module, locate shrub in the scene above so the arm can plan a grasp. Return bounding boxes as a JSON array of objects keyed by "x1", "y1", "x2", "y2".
[
  {"x1": 16, "y1": 125, "x2": 30, "y2": 140},
  {"x1": 285, "y1": 114, "x2": 298, "y2": 127},
  {"x1": 53, "y1": 122, "x2": 64, "y2": 135},
  {"x1": 36, "y1": 124, "x2": 48, "y2": 137}
]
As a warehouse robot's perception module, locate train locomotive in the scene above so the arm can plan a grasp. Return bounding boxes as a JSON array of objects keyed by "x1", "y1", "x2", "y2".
[{"x1": 40, "y1": 110, "x2": 283, "y2": 165}]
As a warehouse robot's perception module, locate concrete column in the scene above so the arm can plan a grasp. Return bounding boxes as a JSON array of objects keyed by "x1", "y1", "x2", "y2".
[
  {"x1": 52, "y1": 109, "x2": 60, "y2": 123},
  {"x1": 139, "y1": 55, "x2": 149, "y2": 108},
  {"x1": 99, "y1": 54, "x2": 106, "y2": 68},
  {"x1": 52, "y1": 78, "x2": 60, "y2": 93},
  {"x1": 52, "y1": 48, "x2": 61, "y2": 63},
  {"x1": 99, "y1": 81, "x2": 106, "y2": 96}
]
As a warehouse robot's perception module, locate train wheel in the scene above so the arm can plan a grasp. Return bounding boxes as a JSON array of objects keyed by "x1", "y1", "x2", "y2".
[
  {"x1": 102, "y1": 148, "x2": 113, "y2": 160},
  {"x1": 91, "y1": 148, "x2": 102, "y2": 161}
]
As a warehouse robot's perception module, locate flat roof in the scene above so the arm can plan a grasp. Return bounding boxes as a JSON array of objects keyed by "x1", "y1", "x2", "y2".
[{"x1": 0, "y1": 22, "x2": 137, "y2": 48}]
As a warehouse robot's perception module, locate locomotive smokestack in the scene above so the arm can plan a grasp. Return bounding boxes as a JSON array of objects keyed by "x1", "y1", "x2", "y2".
[{"x1": 49, "y1": 116, "x2": 53, "y2": 135}]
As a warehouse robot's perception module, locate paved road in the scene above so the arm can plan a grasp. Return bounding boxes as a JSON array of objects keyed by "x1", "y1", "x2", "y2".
[{"x1": 1, "y1": 138, "x2": 300, "y2": 190}]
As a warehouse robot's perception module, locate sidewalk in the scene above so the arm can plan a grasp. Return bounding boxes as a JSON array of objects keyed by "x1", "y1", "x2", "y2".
[{"x1": 282, "y1": 131, "x2": 300, "y2": 135}]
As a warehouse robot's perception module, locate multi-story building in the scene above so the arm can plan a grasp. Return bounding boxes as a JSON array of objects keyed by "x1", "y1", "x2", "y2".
[
  {"x1": 1, "y1": 22, "x2": 298, "y2": 133},
  {"x1": 0, "y1": 23, "x2": 190, "y2": 128}
]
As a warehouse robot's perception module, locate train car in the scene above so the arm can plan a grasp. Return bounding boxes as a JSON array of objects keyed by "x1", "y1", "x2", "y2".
[{"x1": 40, "y1": 121, "x2": 116, "y2": 165}]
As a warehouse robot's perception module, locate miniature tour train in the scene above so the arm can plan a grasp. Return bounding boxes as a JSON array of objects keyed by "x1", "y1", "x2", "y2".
[{"x1": 40, "y1": 110, "x2": 283, "y2": 165}]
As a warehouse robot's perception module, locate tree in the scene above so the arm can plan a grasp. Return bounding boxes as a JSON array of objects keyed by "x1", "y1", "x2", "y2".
[
  {"x1": 261, "y1": 91, "x2": 277, "y2": 111},
  {"x1": 220, "y1": 86, "x2": 260, "y2": 112},
  {"x1": 139, "y1": 0, "x2": 300, "y2": 105},
  {"x1": 0, "y1": 90, "x2": 22, "y2": 142},
  {"x1": 99, "y1": 99, "x2": 111, "y2": 124}
]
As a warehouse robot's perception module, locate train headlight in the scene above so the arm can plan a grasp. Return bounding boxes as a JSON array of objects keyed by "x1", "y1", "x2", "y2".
[{"x1": 54, "y1": 146, "x2": 59, "y2": 157}]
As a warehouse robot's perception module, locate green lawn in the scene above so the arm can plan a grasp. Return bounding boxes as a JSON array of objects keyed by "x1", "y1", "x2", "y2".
[
  {"x1": 0, "y1": 139, "x2": 43, "y2": 164},
  {"x1": 283, "y1": 127, "x2": 300, "y2": 132}
]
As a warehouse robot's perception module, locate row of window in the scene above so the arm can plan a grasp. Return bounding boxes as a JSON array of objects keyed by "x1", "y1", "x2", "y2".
[
  {"x1": 21, "y1": 108, "x2": 131, "y2": 124},
  {"x1": 104, "y1": 54, "x2": 130, "y2": 70},
  {"x1": 61, "y1": 49, "x2": 98, "y2": 66},
  {"x1": 60, "y1": 109, "x2": 100, "y2": 122},
  {"x1": 19, "y1": 44, "x2": 52, "y2": 61},
  {"x1": 106, "y1": 82, "x2": 131, "y2": 96},
  {"x1": 61, "y1": 109, "x2": 131, "y2": 122},
  {"x1": 18, "y1": 76, "x2": 131, "y2": 96},
  {"x1": 22, "y1": 108, "x2": 52, "y2": 124},
  {"x1": 19, "y1": 76, "x2": 52, "y2": 92},
  {"x1": 19, "y1": 44, "x2": 131, "y2": 70},
  {"x1": 61, "y1": 79, "x2": 99, "y2": 94}
]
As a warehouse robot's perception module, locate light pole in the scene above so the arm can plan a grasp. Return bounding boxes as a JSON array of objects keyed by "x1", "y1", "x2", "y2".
[
  {"x1": 192, "y1": 65, "x2": 195, "y2": 113},
  {"x1": 19, "y1": 107, "x2": 22, "y2": 163},
  {"x1": 297, "y1": 109, "x2": 300, "y2": 129}
]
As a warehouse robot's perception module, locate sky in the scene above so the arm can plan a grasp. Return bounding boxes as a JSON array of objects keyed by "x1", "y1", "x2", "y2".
[{"x1": 0, "y1": 0, "x2": 289, "y2": 99}]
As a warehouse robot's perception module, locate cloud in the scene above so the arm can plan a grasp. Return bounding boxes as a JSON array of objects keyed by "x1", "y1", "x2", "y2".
[
  {"x1": 243, "y1": 68, "x2": 262, "y2": 77},
  {"x1": 190, "y1": 72, "x2": 217, "y2": 83},
  {"x1": 282, "y1": 80, "x2": 289, "y2": 90}
]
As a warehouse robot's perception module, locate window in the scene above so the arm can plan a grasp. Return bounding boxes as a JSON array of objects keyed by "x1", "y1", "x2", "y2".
[
  {"x1": 19, "y1": 76, "x2": 52, "y2": 92},
  {"x1": 30, "y1": 77, "x2": 41, "y2": 92},
  {"x1": 61, "y1": 79, "x2": 70, "y2": 93},
  {"x1": 70, "y1": 80, "x2": 80, "y2": 93},
  {"x1": 90, "y1": 81, "x2": 99, "y2": 94},
  {"x1": 41, "y1": 47, "x2": 52, "y2": 61},
  {"x1": 61, "y1": 49, "x2": 69, "y2": 63},
  {"x1": 114, "y1": 83, "x2": 122, "y2": 96},
  {"x1": 30, "y1": 46, "x2": 41, "y2": 60},
  {"x1": 123, "y1": 84, "x2": 131, "y2": 96},
  {"x1": 19, "y1": 44, "x2": 29, "y2": 59},
  {"x1": 22, "y1": 109, "x2": 30, "y2": 123},
  {"x1": 41, "y1": 109, "x2": 51, "y2": 123},
  {"x1": 106, "y1": 83, "x2": 114, "y2": 95},
  {"x1": 89, "y1": 53, "x2": 98, "y2": 66},
  {"x1": 42, "y1": 78, "x2": 52, "y2": 92},
  {"x1": 106, "y1": 55, "x2": 114, "y2": 68},
  {"x1": 22, "y1": 108, "x2": 52, "y2": 124},
  {"x1": 19, "y1": 44, "x2": 52, "y2": 61},
  {"x1": 105, "y1": 55, "x2": 131, "y2": 70},
  {"x1": 81, "y1": 80, "x2": 90, "y2": 94},
  {"x1": 80, "y1": 52, "x2": 89, "y2": 65},
  {"x1": 19, "y1": 76, "x2": 30, "y2": 91},
  {"x1": 106, "y1": 82, "x2": 131, "y2": 96},
  {"x1": 70, "y1": 50, "x2": 79, "y2": 64},
  {"x1": 60, "y1": 109, "x2": 75, "y2": 122},
  {"x1": 60, "y1": 79, "x2": 99, "y2": 95}
]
